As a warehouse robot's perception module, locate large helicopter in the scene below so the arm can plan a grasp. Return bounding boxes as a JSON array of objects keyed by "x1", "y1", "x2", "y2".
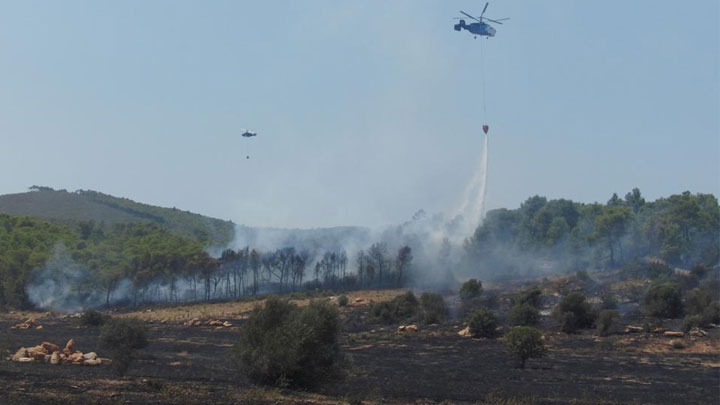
[{"x1": 454, "y1": 2, "x2": 509, "y2": 38}]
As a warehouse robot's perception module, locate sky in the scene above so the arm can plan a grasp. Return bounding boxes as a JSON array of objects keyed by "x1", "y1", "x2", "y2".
[{"x1": 0, "y1": 1, "x2": 717, "y2": 229}]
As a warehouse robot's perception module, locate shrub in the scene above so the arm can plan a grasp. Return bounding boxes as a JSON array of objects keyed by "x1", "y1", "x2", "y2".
[
  {"x1": 507, "y1": 303, "x2": 540, "y2": 327},
  {"x1": 702, "y1": 301, "x2": 720, "y2": 325},
  {"x1": 466, "y1": 307, "x2": 498, "y2": 338},
  {"x1": 337, "y1": 295, "x2": 349, "y2": 307},
  {"x1": 644, "y1": 283, "x2": 683, "y2": 319},
  {"x1": 554, "y1": 293, "x2": 596, "y2": 333},
  {"x1": 459, "y1": 279, "x2": 482, "y2": 301},
  {"x1": 419, "y1": 292, "x2": 447, "y2": 325},
  {"x1": 100, "y1": 318, "x2": 148, "y2": 351},
  {"x1": 690, "y1": 264, "x2": 708, "y2": 279},
  {"x1": 79, "y1": 309, "x2": 110, "y2": 327},
  {"x1": 503, "y1": 326, "x2": 546, "y2": 369},
  {"x1": 233, "y1": 297, "x2": 340, "y2": 388},
  {"x1": 369, "y1": 291, "x2": 419, "y2": 324},
  {"x1": 459, "y1": 294, "x2": 498, "y2": 319},
  {"x1": 599, "y1": 291, "x2": 618, "y2": 310},
  {"x1": 99, "y1": 318, "x2": 149, "y2": 375},
  {"x1": 685, "y1": 288, "x2": 712, "y2": 316},
  {"x1": 513, "y1": 288, "x2": 542, "y2": 309},
  {"x1": 682, "y1": 314, "x2": 703, "y2": 332},
  {"x1": 646, "y1": 262, "x2": 673, "y2": 280},
  {"x1": 575, "y1": 270, "x2": 590, "y2": 281},
  {"x1": 596, "y1": 310, "x2": 620, "y2": 336}
]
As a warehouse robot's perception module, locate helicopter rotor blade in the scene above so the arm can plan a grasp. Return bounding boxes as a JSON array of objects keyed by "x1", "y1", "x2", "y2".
[
  {"x1": 481, "y1": 2, "x2": 489, "y2": 18},
  {"x1": 460, "y1": 10, "x2": 481, "y2": 23},
  {"x1": 483, "y1": 17, "x2": 506, "y2": 25}
]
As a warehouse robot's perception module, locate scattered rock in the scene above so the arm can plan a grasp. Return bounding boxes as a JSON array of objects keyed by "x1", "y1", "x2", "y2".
[
  {"x1": 42, "y1": 342, "x2": 59, "y2": 353},
  {"x1": 64, "y1": 339, "x2": 75, "y2": 356},
  {"x1": 10, "y1": 340, "x2": 104, "y2": 366},
  {"x1": 624, "y1": 326, "x2": 644, "y2": 333},
  {"x1": 689, "y1": 328, "x2": 708, "y2": 338},
  {"x1": 458, "y1": 327, "x2": 472, "y2": 337},
  {"x1": 184, "y1": 318, "x2": 233, "y2": 328},
  {"x1": 11, "y1": 318, "x2": 40, "y2": 330},
  {"x1": 397, "y1": 325, "x2": 418, "y2": 333},
  {"x1": 11, "y1": 348, "x2": 28, "y2": 361}
]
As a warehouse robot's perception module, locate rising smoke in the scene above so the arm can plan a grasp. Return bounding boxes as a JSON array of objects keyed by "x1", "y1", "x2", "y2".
[
  {"x1": 26, "y1": 133, "x2": 491, "y2": 311},
  {"x1": 26, "y1": 243, "x2": 106, "y2": 313},
  {"x1": 224, "y1": 132, "x2": 491, "y2": 286}
]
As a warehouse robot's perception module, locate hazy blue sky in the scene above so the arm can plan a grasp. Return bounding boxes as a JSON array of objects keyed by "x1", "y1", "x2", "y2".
[{"x1": 1, "y1": 1, "x2": 717, "y2": 228}]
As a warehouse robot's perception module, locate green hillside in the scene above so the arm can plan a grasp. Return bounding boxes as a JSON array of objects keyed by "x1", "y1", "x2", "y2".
[{"x1": 0, "y1": 187, "x2": 234, "y2": 245}]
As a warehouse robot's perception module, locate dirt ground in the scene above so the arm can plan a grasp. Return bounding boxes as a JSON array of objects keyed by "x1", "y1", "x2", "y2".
[{"x1": 0, "y1": 291, "x2": 718, "y2": 404}]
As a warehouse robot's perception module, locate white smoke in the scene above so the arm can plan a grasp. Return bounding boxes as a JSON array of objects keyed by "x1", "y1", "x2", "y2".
[
  {"x1": 224, "y1": 131, "x2": 490, "y2": 285},
  {"x1": 26, "y1": 243, "x2": 104, "y2": 313}
]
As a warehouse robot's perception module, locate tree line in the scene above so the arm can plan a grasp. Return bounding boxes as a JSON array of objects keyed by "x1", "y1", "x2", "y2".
[
  {"x1": 465, "y1": 189, "x2": 718, "y2": 278},
  {"x1": 0, "y1": 214, "x2": 414, "y2": 309}
]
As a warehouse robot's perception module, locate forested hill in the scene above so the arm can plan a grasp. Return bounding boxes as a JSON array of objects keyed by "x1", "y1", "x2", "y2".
[{"x1": 0, "y1": 187, "x2": 234, "y2": 245}]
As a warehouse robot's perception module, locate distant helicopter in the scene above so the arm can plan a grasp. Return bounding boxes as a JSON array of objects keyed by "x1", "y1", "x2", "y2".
[
  {"x1": 241, "y1": 129, "x2": 257, "y2": 159},
  {"x1": 454, "y1": 2, "x2": 509, "y2": 39}
]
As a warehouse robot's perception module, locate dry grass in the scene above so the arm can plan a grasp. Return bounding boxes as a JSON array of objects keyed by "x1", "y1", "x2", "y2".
[
  {"x1": 119, "y1": 289, "x2": 406, "y2": 322},
  {"x1": 636, "y1": 337, "x2": 720, "y2": 355}
]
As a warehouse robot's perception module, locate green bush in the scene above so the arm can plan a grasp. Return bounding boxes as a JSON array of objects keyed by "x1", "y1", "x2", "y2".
[
  {"x1": 233, "y1": 297, "x2": 340, "y2": 388},
  {"x1": 79, "y1": 309, "x2": 111, "y2": 327},
  {"x1": 646, "y1": 262, "x2": 673, "y2": 280},
  {"x1": 596, "y1": 310, "x2": 620, "y2": 336},
  {"x1": 369, "y1": 291, "x2": 419, "y2": 324},
  {"x1": 689, "y1": 264, "x2": 708, "y2": 279},
  {"x1": 512, "y1": 288, "x2": 543, "y2": 309},
  {"x1": 575, "y1": 270, "x2": 591, "y2": 281},
  {"x1": 644, "y1": 283, "x2": 683, "y2": 319},
  {"x1": 702, "y1": 301, "x2": 720, "y2": 325},
  {"x1": 686, "y1": 288, "x2": 712, "y2": 316},
  {"x1": 599, "y1": 291, "x2": 618, "y2": 310},
  {"x1": 554, "y1": 293, "x2": 596, "y2": 333},
  {"x1": 507, "y1": 303, "x2": 540, "y2": 327},
  {"x1": 503, "y1": 326, "x2": 546, "y2": 369},
  {"x1": 459, "y1": 279, "x2": 483, "y2": 301},
  {"x1": 682, "y1": 302, "x2": 720, "y2": 331},
  {"x1": 466, "y1": 307, "x2": 498, "y2": 338},
  {"x1": 419, "y1": 292, "x2": 447, "y2": 325},
  {"x1": 99, "y1": 318, "x2": 149, "y2": 375},
  {"x1": 682, "y1": 314, "x2": 703, "y2": 332},
  {"x1": 337, "y1": 295, "x2": 349, "y2": 307}
]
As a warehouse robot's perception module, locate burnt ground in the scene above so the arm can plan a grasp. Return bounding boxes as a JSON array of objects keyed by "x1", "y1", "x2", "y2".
[{"x1": 0, "y1": 302, "x2": 718, "y2": 404}]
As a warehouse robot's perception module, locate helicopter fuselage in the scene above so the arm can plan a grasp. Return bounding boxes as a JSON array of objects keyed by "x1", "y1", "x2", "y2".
[{"x1": 454, "y1": 20, "x2": 496, "y2": 37}]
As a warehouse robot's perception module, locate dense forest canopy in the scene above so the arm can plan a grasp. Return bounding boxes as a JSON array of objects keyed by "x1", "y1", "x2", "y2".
[
  {"x1": 464, "y1": 190, "x2": 719, "y2": 279},
  {"x1": 0, "y1": 189, "x2": 716, "y2": 310}
]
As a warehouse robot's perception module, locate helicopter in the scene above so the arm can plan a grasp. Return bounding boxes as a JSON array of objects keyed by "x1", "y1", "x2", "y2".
[
  {"x1": 240, "y1": 129, "x2": 257, "y2": 159},
  {"x1": 454, "y1": 2, "x2": 509, "y2": 39}
]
